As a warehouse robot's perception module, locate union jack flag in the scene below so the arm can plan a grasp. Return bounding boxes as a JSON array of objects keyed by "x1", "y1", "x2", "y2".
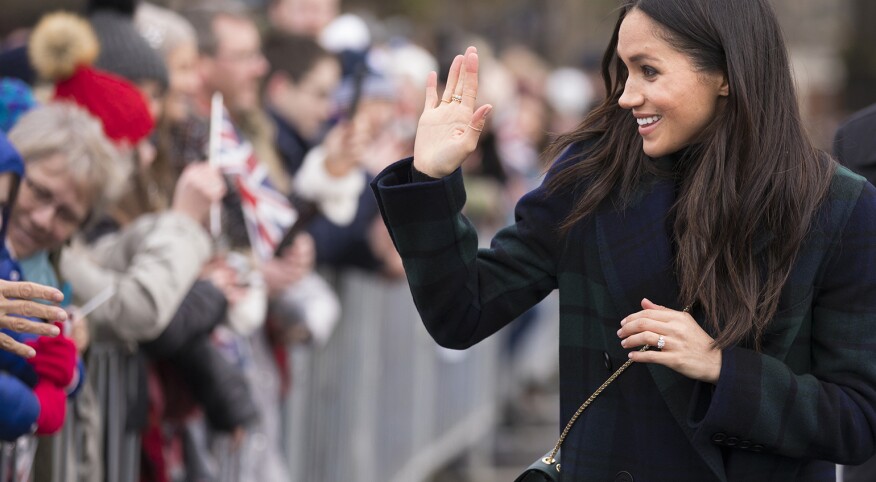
[{"x1": 211, "y1": 108, "x2": 297, "y2": 261}]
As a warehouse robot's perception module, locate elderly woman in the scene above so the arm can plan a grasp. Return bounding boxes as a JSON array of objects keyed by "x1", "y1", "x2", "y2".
[
  {"x1": 0, "y1": 134, "x2": 67, "y2": 358},
  {"x1": 0, "y1": 131, "x2": 72, "y2": 441}
]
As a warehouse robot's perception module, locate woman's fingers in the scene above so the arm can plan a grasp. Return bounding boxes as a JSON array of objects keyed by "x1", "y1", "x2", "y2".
[
  {"x1": 0, "y1": 314, "x2": 63, "y2": 336},
  {"x1": 441, "y1": 55, "x2": 464, "y2": 103},
  {"x1": 620, "y1": 331, "x2": 664, "y2": 350},
  {"x1": 1, "y1": 298, "x2": 67, "y2": 323},
  {"x1": 0, "y1": 279, "x2": 64, "y2": 304},
  {"x1": 462, "y1": 104, "x2": 492, "y2": 147},
  {"x1": 460, "y1": 48, "x2": 479, "y2": 109},
  {"x1": 0, "y1": 331, "x2": 36, "y2": 358},
  {"x1": 622, "y1": 308, "x2": 682, "y2": 325},
  {"x1": 617, "y1": 317, "x2": 674, "y2": 340},
  {"x1": 424, "y1": 71, "x2": 439, "y2": 110},
  {"x1": 620, "y1": 298, "x2": 721, "y2": 383},
  {"x1": 641, "y1": 297, "x2": 673, "y2": 311},
  {"x1": 453, "y1": 50, "x2": 469, "y2": 99}
]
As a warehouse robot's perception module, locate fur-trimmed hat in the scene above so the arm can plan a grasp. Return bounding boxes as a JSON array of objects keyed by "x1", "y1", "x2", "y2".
[{"x1": 28, "y1": 11, "x2": 154, "y2": 146}]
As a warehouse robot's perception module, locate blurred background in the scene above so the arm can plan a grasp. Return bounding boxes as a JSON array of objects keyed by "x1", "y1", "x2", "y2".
[{"x1": 4, "y1": 0, "x2": 876, "y2": 150}]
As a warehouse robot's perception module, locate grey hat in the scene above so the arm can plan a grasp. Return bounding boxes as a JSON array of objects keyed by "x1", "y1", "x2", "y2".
[{"x1": 90, "y1": 10, "x2": 168, "y2": 90}]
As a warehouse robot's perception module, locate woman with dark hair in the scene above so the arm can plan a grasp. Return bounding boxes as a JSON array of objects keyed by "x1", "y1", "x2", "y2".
[{"x1": 371, "y1": 0, "x2": 876, "y2": 480}]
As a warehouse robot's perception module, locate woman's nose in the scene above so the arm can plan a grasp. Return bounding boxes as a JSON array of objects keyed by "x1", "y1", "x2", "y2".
[
  {"x1": 30, "y1": 204, "x2": 56, "y2": 230},
  {"x1": 618, "y1": 81, "x2": 643, "y2": 110}
]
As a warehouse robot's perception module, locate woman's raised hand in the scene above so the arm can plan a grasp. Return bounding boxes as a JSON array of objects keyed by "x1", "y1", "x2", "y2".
[{"x1": 413, "y1": 46, "x2": 493, "y2": 178}]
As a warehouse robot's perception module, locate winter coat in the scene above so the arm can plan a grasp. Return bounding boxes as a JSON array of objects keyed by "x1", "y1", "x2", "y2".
[{"x1": 371, "y1": 148, "x2": 876, "y2": 481}]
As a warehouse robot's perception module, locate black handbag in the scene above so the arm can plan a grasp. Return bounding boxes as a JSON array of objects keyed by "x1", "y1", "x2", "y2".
[
  {"x1": 515, "y1": 304, "x2": 691, "y2": 481},
  {"x1": 513, "y1": 450, "x2": 562, "y2": 482}
]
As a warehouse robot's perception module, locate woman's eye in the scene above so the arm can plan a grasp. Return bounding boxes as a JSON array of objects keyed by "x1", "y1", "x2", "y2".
[{"x1": 642, "y1": 66, "x2": 658, "y2": 78}]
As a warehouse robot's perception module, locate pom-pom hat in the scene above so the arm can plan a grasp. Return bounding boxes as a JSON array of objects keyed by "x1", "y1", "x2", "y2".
[{"x1": 28, "y1": 11, "x2": 154, "y2": 146}]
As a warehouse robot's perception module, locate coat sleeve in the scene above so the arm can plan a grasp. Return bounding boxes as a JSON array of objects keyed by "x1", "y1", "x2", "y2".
[
  {"x1": 370, "y1": 157, "x2": 571, "y2": 349},
  {"x1": 0, "y1": 372, "x2": 39, "y2": 441},
  {"x1": 140, "y1": 280, "x2": 228, "y2": 359},
  {"x1": 695, "y1": 178, "x2": 876, "y2": 465},
  {"x1": 59, "y1": 212, "x2": 212, "y2": 343},
  {"x1": 0, "y1": 329, "x2": 37, "y2": 386}
]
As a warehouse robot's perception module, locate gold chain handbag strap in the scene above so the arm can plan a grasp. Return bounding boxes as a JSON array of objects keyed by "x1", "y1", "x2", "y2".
[{"x1": 542, "y1": 304, "x2": 693, "y2": 466}]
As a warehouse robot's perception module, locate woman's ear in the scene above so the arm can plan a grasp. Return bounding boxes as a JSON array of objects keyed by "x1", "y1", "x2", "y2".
[{"x1": 718, "y1": 74, "x2": 729, "y2": 97}]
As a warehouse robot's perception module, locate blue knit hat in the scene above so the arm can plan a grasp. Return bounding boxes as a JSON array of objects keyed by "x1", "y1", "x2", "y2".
[
  {"x1": 0, "y1": 131, "x2": 24, "y2": 281},
  {"x1": 0, "y1": 78, "x2": 38, "y2": 133}
]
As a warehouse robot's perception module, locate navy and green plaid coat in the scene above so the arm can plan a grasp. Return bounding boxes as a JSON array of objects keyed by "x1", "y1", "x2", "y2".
[{"x1": 370, "y1": 146, "x2": 876, "y2": 481}]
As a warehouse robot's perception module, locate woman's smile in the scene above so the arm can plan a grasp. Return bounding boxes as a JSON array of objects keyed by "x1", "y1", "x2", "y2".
[{"x1": 635, "y1": 114, "x2": 662, "y2": 135}]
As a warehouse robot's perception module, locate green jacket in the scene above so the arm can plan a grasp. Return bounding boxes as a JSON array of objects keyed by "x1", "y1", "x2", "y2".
[{"x1": 371, "y1": 146, "x2": 876, "y2": 481}]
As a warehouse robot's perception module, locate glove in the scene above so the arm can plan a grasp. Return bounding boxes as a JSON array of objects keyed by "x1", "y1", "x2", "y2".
[
  {"x1": 32, "y1": 380, "x2": 67, "y2": 434},
  {"x1": 26, "y1": 328, "x2": 76, "y2": 388}
]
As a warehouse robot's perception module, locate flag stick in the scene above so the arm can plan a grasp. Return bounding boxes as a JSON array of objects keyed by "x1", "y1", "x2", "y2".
[{"x1": 208, "y1": 92, "x2": 224, "y2": 240}]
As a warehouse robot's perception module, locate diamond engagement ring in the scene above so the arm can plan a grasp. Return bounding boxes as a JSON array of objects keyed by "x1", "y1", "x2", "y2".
[
  {"x1": 451, "y1": 94, "x2": 463, "y2": 103},
  {"x1": 656, "y1": 335, "x2": 665, "y2": 351}
]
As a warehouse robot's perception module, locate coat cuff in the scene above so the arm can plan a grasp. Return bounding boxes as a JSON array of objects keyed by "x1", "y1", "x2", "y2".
[
  {"x1": 696, "y1": 346, "x2": 772, "y2": 452},
  {"x1": 371, "y1": 157, "x2": 465, "y2": 225}
]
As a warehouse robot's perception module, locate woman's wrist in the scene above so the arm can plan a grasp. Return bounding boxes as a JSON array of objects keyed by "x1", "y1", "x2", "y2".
[
  {"x1": 703, "y1": 349, "x2": 723, "y2": 384},
  {"x1": 411, "y1": 162, "x2": 442, "y2": 182}
]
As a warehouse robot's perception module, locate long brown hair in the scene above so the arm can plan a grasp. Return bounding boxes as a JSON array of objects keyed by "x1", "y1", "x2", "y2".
[{"x1": 545, "y1": 0, "x2": 834, "y2": 349}]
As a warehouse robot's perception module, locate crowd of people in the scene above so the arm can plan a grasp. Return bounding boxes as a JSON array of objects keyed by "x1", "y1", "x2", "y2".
[{"x1": 0, "y1": 0, "x2": 600, "y2": 480}]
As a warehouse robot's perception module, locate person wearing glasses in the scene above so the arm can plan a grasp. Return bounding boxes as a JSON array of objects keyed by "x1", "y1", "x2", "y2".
[
  {"x1": 0, "y1": 129, "x2": 77, "y2": 441},
  {"x1": 371, "y1": 0, "x2": 876, "y2": 480}
]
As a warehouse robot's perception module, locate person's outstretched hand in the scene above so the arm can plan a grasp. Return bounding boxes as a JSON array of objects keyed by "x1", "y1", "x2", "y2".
[
  {"x1": 413, "y1": 46, "x2": 493, "y2": 178},
  {"x1": 0, "y1": 280, "x2": 67, "y2": 358}
]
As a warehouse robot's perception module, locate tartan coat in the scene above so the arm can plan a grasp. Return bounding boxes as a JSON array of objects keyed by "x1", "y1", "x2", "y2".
[{"x1": 370, "y1": 146, "x2": 876, "y2": 482}]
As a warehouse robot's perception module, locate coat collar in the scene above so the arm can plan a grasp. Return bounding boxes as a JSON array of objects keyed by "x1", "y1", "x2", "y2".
[{"x1": 594, "y1": 170, "x2": 728, "y2": 482}]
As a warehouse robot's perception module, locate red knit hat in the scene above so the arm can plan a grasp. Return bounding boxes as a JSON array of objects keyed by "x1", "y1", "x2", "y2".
[
  {"x1": 54, "y1": 65, "x2": 154, "y2": 145},
  {"x1": 29, "y1": 11, "x2": 154, "y2": 146}
]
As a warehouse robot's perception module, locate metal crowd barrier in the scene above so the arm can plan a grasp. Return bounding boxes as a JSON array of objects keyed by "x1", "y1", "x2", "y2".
[
  {"x1": 2, "y1": 269, "x2": 506, "y2": 482},
  {"x1": 0, "y1": 436, "x2": 36, "y2": 482},
  {"x1": 0, "y1": 440, "x2": 15, "y2": 482},
  {"x1": 87, "y1": 344, "x2": 140, "y2": 482},
  {"x1": 282, "y1": 270, "x2": 501, "y2": 482},
  {"x1": 0, "y1": 344, "x2": 143, "y2": 482}
]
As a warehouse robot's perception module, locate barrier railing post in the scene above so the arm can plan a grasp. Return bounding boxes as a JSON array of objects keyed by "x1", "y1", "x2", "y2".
[
  {"x1": 281, "y1": 269, "x2": 502, "y2": 481},
  {"x1": 1, "y1": 441, "x2": 11, "y2": 482}
]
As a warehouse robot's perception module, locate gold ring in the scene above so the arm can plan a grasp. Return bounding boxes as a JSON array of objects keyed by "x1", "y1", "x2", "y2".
[
  {"x1": 441, "y1": 99, "x2": 452, "y2": 104},
  {"x1": 452, "y1": 94, "x2": 463, "y2": 103},
  {"x1": 467, "y1": 124, "x2": 483, "y2": 132}
]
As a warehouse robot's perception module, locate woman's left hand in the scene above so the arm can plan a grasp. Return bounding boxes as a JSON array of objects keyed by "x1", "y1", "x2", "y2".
[{"x1": 618, "y1": 298, "x2": 722, "y2": 384}]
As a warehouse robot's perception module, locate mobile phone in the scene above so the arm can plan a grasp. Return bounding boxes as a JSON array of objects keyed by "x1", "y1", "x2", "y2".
[{"x1": 274, "y1": 197, "x2": 319, "y2": 257}]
